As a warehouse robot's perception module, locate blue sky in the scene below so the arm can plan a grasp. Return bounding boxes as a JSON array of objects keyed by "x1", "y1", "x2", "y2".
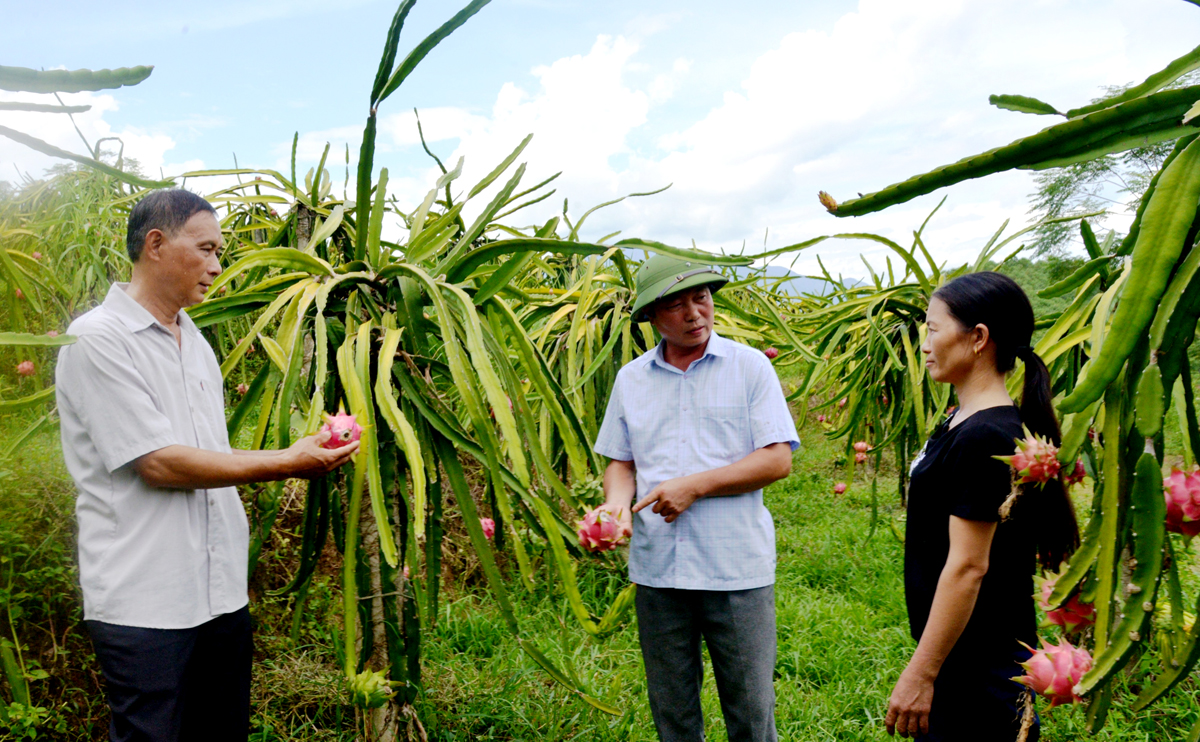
[{"x1": 5, "y1": 0, "x2": 1200, "y2": 277}]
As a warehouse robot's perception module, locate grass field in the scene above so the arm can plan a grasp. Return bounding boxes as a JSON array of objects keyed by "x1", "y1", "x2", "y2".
[{"x1": 2, "y1": 401, "x2": 1198, "y2": 740}]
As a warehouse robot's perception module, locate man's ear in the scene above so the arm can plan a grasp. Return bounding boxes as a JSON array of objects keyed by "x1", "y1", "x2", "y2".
[{"x1": 141, "y1": 228, "x2": 166, "y2": 263}]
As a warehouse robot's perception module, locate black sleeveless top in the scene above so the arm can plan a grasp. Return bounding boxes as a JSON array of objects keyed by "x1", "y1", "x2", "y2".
[{"x1": 904, "y1": 405, "x2": 1037, "y2": 665}]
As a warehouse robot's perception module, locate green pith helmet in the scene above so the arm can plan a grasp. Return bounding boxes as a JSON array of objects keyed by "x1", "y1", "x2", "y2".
[{"x1": 630, "y1": 254, "x2": 728, "y2": 322}]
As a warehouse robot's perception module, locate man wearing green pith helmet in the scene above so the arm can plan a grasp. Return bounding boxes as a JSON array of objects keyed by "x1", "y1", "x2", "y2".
[{"x1": 593, "y1": 253, "x2": 800, "y2": 742}]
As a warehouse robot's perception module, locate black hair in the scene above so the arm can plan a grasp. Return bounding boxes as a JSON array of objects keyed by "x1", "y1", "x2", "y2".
[
  {"x1": 126, "y1": 189, "x2": 217, "y2": 263},
  {"x1": 933, "y1": 271, "x2": 1080, "y2": 570}
]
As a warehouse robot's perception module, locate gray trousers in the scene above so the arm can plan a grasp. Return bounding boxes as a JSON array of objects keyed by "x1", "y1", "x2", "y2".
[{"x1": 635, "y1": 584, "x2": 777, "y2": 742}]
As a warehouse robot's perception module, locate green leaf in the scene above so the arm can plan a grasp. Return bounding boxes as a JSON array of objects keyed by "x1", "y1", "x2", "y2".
[
  {"x1": 0, "y1": 332, "x2": 75, "y2": 347},
  {"x1": 614, "y1": 238, "x2": 753, "y2": 266},
  {"x1": 446, "y1": 237, "x2": 608, "y2": 283},
  {"x1": 0, "y1": 64, "x2": 153, "y2": 93},
  {"x1": 377, "y1": 0, "x2": 493, "y2": 104},
  {"x1": 0, "y1": 124, "x2": 172, "y2": 189},
  {"x1": 468, "y1": 133, "x2": 532, "y2": 199},
  {"x1": 0, "y1": 101, "x2": 90, "y2": 114},
  {"x1": 209, "y1": 249, "x2": 333, "y2": 295},
  {"x1": 371, "y1": 0, "x2": 417, "y2": 105},
  {"x1": 988, "y1": 94, "x2": 1060, "y2": 116},
  {"x1": 0, "y1": 386, "x2": 56, "y2": 412}
]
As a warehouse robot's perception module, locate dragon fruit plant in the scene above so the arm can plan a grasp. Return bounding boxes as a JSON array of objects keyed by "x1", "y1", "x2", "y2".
[
  {"x1": 577, "y1": 509, "x2": 626, "y2": 553},
  {"x1": 1014, "y1": 637, "x2": 1092, "y2": 708},
  {"x1": 480, "y1": 517, "x2": 496, "y2": 540},
  {"x1": 1035, "y1": 574, "x2": 1095, "y2": 634},
  {"x1": 996, "y1": 428, "x2": 1061, "y2": 486},
  {"x1": 319, "y1": 409, "x2": 363, "y2": 450},
  {"x1": 1164, "y1": 466, "x2": 1200, "y2": 538}
]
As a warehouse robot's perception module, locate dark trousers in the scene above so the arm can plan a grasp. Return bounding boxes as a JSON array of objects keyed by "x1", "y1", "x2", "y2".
[
  {"x1": 85, "y1": 606, "x2": 252, "y2": 742},
  {"x1": 919, "y1": 650, "x2": 1040, "y2": 742},
  {"x1": 635, "y1": 584, "x2": 777, "y2": 742}
]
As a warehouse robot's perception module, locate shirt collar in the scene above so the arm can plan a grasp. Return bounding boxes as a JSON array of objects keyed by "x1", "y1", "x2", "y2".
[
  {"x1": 103, "y1": 283, "x2": 199, "y2": 336},
  {"x1": 651, "y1": 329, "x2": 728, "y2": 372}
]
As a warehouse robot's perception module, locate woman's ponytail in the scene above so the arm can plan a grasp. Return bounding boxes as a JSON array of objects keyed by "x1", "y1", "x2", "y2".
[{"x1": 933, "y1": 272, "x2": 1079, "y2": 570}]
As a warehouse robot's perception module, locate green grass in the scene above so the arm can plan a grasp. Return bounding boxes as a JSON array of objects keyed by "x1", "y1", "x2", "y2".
[{"x1": 2, "y1": 406, "x2": 1199, "y2": 740}]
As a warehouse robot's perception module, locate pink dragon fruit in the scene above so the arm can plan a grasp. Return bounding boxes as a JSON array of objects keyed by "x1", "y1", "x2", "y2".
[
  {"x1": 817, "y1": 414, "x2": 826, "y2": 423},
  {"x1": 996, "y1": 428, "x2": 1061, "y2": 485},
  {"x1": 763, "y1": 347, "x2": 779, "y2": 360},
  {"x1": 1035, "y1": 575, "x2": 1095, "y2": 634},
  {"x1": 854, "y1": 452, "x2": 868, "y2": 464},
  {"x1": 15, "y1": 361, "x2": 34, "y2": 377},
  {"x1": 319, "y1": 410, "x2": 363, "y2": 450},
  {"x1": 1014, "y1": 637, "x2": 1092, "y2": 708},
  {"x1": 577, "y1": 509, "x2": 626, "y2": 553},
  {"x1": 833, "y1": 482, "x2": 847, "y2": 495},
  {"x1": 838, "y1": 397, "x2": 847, "y2": 408},
  {"x1": 46, "y1": 330, "x2": 58, "y2": 338},
  {"x1": 236, "y1": 383, "x2": 249, "y2": 396},
  {"x1": 1063, "y1": 459, "x2": 1086, "y2": 488},
  {"x1": 480, "y1": 517, "x2": 496, "y2": 540},
  {"x1": 14, "y1": 288, "x2": 24, "y2": 300},
  {"x1": 853, "y1": 441, "x2": 870, "y2": 453},
  {"x1": 30, "y1": 251, "x2": 41, "y2": 261},
  {"x1": 1164, "y1": 467, "x2": 1200, "y2": 538},
  {"x1": 881, "y1": 394, "x2": 889, "y2": 406}
]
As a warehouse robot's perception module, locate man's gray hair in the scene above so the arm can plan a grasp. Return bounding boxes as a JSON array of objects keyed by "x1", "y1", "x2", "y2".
[{"x1": 126, "y1": 189, "x2": 217, "y2": 263}]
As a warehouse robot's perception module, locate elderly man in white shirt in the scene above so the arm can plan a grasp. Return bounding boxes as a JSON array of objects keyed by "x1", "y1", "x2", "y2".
[
  {"x1": 593, "y1": 255, "x2": 799, "y2": 742},
  {"x1": 55, "y1": 189, "x2": 357, "y2": 742}
]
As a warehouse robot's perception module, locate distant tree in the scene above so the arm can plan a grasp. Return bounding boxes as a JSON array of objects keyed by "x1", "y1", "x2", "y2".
[{"x1": 1026, "y1": 72, "x2": 1200, "y2": 256}]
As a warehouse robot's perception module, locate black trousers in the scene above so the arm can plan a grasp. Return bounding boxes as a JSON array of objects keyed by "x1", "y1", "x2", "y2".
[
  {"x1": 85, "y1": 606, "x2": 252, "y2": 742},
  {"x1": 919, "y1": 649, "x2": 1040, "y2": 742}
]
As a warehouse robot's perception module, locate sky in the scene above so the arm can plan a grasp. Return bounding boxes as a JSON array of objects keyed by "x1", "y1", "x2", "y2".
[{"x1": 4, "y1": 0, "x2": 1200, "y2": 279}]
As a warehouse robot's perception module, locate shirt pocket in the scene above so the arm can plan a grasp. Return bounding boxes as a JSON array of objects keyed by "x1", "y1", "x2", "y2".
[{"x1": 696, "y1": 403, "x2": 749, "y2": 465}]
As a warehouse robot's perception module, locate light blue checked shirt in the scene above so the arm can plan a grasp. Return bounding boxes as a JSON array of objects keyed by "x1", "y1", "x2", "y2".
[{"x1": 594, "y1": 332, "x2": 799, "y2": 591}]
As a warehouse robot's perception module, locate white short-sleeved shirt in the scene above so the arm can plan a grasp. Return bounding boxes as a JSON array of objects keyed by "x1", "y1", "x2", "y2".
[
  {"x1": 593, "y1": 331, "x2": 799, "y2": 591},
  {"x1": 56, "y1": 283, "x2": 249, "y2": 629}
]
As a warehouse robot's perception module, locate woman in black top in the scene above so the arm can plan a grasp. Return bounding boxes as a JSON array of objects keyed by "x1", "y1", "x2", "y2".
[{"x1": 884, "y1": 273, "x2": 1079, "y2": 741}]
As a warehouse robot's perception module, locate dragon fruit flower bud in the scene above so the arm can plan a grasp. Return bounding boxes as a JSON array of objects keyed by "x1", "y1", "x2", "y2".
[
  {"x1": 1164, "y1": 466, "x2": 1200, "y2": 538},
  {"x1": 853, "y1": 441, "x2": 870, "y2": 453},
  {"x1": 348, "y1": 669, "x2": 394, "y2": 710},
  {"x1": 1015, "y1": 637, "x2": 1092, "y2": 708},
  {"x1": 854, "y1": 452, "x2": 868, "y2": 464},
  {"x1": 763, "y1": 347, "x2": 779, "y2": 360},
  {"x1": 15, "y1": 361, "x2": 34, "y2": 377},
  {"x1": 236, "y1": 383, "x2": 249, "y2": 396},
  {"x1": 480, "y1": 517, "x2": 496, "y2": 540},
  {"x1": 995, "y1": 428, "x2": 1060, "y2": 486},
  {"x1": 818, "y1": 191, "x2": 838, "y2": 212},
  {"x1": 1035, "y1": 574, "x2": 1095, "y2": 634},
  {"x1": 833, "y1": 482, "x2": 847, "y2": 495},
  {"x1": 1063, "y1": 459, "x2": 1086, "y2": 488},
  {"x1": 577, "y1": 509, "x2": 626, "y2": 553},
  {"x1": 319, "y1": 410, "x2": 363, "y2": 450}
]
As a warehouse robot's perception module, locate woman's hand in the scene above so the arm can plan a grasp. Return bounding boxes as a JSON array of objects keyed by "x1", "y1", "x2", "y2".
[{"x1": 885, "y1": 664, "x2": 935, "y2": 738}]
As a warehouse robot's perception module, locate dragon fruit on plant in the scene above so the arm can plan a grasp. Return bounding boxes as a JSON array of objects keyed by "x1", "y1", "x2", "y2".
[
  {"x1": 833, "y1": 482, "x2": 847, "y2": 495},
  {"x1": 319, "y1": 409, "x2": 363, "y2": 450},
  {"x1": 235, "y1": 383, "x2": 249, "y2": 396},
  {"x1": 763, "y1": 347, "x2": 779, "y2": 360},
  {"x1": 15, "y1": 361, "x2": 34, "y2": 377},
  {"x1": 577, "y1": 509, "x2": 626, "y2": 553},
  {"x1": 480, "y1": 517, "x2": 496, "y2": 540},
  {"x1": 1063, "y1": 459, "x2": 1086, "y2": 488},
  {"x1": 1164, "y1": 466, "x2": 1200, "y2": 538},
  {"x1": 854, "y1": 452, "x2": 868, "y2": 464},
  {"x1": 348, "y1": 669, "x2": 395, "y2": 709},
  {"x1": 995, "y1": 428, "x2": 1060, "y2": 486},
  {"x1": 1035, "y1": 574, "x2": 1095, "y2": 634},
  {"x1": 853, "y1": 441, "x2": 870, "y2": 453},
  {"x1": 1014, "y1": 637, "x2": 1092, "y2": 708}
]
